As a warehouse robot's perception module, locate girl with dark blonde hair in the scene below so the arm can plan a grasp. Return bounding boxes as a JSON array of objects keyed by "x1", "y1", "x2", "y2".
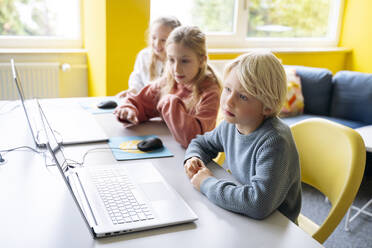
[{"x1": 114, "y1": 26, "x2": 221, "y2": 148}]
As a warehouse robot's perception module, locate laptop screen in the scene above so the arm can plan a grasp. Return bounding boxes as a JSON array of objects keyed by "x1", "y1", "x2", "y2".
[
  {"x1": 11, "y1": 59, "x2": 44, "y2": 147},
  {"x1": 38, "y1": 100, "x2": 95, "y2": 237},
  {"x1": 37, "y1": 99, "x2": 69, "y2": 172}
]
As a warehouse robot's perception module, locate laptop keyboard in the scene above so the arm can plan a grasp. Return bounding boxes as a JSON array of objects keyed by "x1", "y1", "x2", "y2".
[{"x1": 90, "y1": 168, "x2": 155, "y2": 225}]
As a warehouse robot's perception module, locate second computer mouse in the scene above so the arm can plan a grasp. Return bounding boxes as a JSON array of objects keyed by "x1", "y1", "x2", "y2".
[
  {"x1": 137, "y1": 137, "x2": 163, "y2": 152},
  {"x1": 97, "y1": 100, "x2": 118, "y2": 109}
]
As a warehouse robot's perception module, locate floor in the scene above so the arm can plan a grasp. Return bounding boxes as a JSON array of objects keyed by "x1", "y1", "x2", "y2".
[{"x1": 301, "y1": 172, "x2": 372, "y2": 248}]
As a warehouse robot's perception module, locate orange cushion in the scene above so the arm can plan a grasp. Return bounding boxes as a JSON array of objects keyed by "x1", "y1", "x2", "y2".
[{"x1": 280, "y1": 68, "x2": 304, "y2": 117}]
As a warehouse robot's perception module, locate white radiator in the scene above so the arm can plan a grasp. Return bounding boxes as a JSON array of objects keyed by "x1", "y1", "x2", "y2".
[{"x1": 0, "y1": 62, "x2": 60, "y2": 100}]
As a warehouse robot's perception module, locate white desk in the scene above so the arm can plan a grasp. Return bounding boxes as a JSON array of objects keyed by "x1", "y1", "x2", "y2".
[
  {"x1": 356, "y1": 125, "x2": 372, "y2": 152},
  {"x1": 0, "y1": 98, "x2": 323, "y2": 248}
]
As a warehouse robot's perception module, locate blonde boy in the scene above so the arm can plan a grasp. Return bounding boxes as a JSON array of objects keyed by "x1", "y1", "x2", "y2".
[{"x1": 184, "y1": 51, "x2": 301, "y2": 222}]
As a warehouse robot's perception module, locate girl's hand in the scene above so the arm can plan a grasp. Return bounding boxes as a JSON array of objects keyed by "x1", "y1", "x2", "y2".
[
  {"x1": 184, "y1": 157, "x2": 204, "y2": 179},
  {"x1": 190, "y1": 167, "x2": 214, "y2": 191},
  {"x1": 113, "y1": 107, "x2": 139, "y2": 125}
]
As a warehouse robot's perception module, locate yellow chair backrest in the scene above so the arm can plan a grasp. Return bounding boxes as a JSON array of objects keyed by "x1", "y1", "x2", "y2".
[
  {"x1": 291, "y1": 118, "x2": 366, "y2": 243},
  {"x1": 213, "y1": 109, "x2": 225, "y2": 166}
]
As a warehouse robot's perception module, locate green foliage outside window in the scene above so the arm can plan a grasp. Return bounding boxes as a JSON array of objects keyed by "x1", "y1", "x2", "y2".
[
  {"x1": 248, "y1": 0, "x2": 331, "y2": 37},
  {"x1": 0, "y1": 0, "x2": 25, "y2": 35},
  {"x1": 191, "y1": 0, "x2": 331, "y2": 38},
  {"x1": 192, "y1": 0, "x2": 235, "y2": 33},
  {"x1": 0, "y1": 0, "x2": 55, "y2": 36}
]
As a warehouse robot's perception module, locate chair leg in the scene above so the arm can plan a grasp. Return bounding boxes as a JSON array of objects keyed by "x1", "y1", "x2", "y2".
[
  {"x1": 344, "y1": 199, "x2": 372, "y2": 232},
  {"x1": 344, "y1": 208, "x2": 352, "y2": 231}
]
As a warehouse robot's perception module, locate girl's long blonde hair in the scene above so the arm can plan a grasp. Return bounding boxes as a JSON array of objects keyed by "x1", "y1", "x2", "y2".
[
  {"x1": 147, "y1": 16, "x2": 181, "y2": 81},
  {"x1": 162, "y1": 26, "x2": 221, "y2": 111}
]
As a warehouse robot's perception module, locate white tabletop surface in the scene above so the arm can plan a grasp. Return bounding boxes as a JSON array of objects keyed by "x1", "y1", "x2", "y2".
[
  {"x1": 356, "y1": 125, "x2": 372, "y2": 152},
  {"x1": 0, "y1": 98, "x2": 323, "y2": 248}
]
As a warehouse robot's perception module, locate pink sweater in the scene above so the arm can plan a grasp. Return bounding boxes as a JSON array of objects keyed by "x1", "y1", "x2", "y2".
[{"x1": 118, "y1": 76, "x2": 221, "y2": 148}]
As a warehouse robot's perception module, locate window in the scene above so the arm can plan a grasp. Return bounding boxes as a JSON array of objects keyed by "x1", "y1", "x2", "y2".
[
  {"x1": 0, "y1": 0, "x2": 81, "y2": 48},
  {"x1": 151, "y1": 0, "x2": 344, "y2": 49}
]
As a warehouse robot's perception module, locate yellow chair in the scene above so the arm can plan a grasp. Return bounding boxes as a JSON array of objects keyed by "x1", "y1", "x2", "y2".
[
  {"x1": 213, "y1": 109, "x2": 225, "y2": 166},
  {"x1": 213, "y1": 118, "x2": 366, "y2": 244},
  {"x1": 291, "y1": 118, "x2": 366, "y2": 243}
]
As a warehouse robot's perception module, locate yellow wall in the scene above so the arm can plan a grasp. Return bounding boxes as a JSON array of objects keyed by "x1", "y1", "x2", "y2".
[
  {"x1": 83, "y1": 0, "x2": 150, "y2": 96},
  {"x1": 276, "y1": 52, "x2": 348, "y2": 74},
  {"x1": 106, "y1": 0, "x2": 150, "y2": 96},
  {"x1": 83, "y1": 0, "x2": 106, "y2": 96},
  {"x1": 339, "y1": 0, "x2": 372, "y2": 73},
  {"x1": 209, "y1": 51, "x2": 349, "y2": 74}
]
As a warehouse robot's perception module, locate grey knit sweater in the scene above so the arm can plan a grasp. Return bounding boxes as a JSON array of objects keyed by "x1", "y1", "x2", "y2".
[{"x1": 184, "y1": 117, "x2": 301, "y2": 222}]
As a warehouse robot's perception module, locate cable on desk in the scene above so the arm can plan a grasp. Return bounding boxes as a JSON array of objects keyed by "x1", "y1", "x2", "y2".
[
  {"x1": 0, "y1": 153, "x2": 5, "y2": 164},
  {"x1": 0, "y1": 145, "x2": 43, "y2": 155},
  {"x1": 65, "y1": 158, "x2": 84, "y2": 168},
  {"x1": 0, "y1": 145, "x2": 133, "y2": 169},
  {"x1": 32, "y1": 147, "x2": 125, "y2": 169},
  {"x1": 0, "y1": 102, "x2": 20, "y2": 115},
  {"x1": 0, "y1": 146, "x2": 51, "y2": 168}
]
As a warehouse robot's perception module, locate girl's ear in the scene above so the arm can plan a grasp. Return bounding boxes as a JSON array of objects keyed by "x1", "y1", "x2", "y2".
[{"x1": 200, "y1": 55, "x2": 207, "y2": 68}]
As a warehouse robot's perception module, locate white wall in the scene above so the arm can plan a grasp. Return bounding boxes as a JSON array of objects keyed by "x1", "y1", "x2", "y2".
[{"x1": 209, "y1": 59, "x2": 230, "y2": 81}]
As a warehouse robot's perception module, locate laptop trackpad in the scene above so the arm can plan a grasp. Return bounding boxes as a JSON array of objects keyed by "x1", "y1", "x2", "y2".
[{"x1": 139, "y1": 182, "x2": 174, "y2": 202}]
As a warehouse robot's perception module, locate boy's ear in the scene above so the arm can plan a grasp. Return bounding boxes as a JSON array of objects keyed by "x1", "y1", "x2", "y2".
[{"x1": 263, "y1": 107, "x2": 273, "y2": 116}]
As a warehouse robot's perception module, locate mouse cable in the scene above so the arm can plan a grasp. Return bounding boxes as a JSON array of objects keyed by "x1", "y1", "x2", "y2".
[{"x1": 78, "y1": 147, "x2": 134, "y2": 167}]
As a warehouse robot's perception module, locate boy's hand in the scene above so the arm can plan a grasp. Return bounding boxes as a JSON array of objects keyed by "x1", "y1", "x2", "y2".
[
  {"x1": 184, "y1": 157, "x2": 204, "y2": 179},
  {"x1": 190, "y1": 167, "x2": 214, "y2": 191},
  {"x1": 113, "y1": 107, "x2": 139, "y2": 125}
]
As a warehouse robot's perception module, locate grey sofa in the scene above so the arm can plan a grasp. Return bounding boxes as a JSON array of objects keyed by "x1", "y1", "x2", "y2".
[
  {"x1": 282, "y1": 66, "x2": 372, "y2": 128},
  {"x1": 281, "y1": 66, "x2": 372, "y2": 174}
]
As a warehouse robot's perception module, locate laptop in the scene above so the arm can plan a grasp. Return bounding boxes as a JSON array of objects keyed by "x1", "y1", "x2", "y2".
[
  {"x1": 10, "y1": 59, "x2": 108, "y2": 146},
  {"x1": 10, "y1": 59, "x2": 46, "y2": 148},
  {"x1": 38, "y1": 100, "x2": 198, "y2": 238}
]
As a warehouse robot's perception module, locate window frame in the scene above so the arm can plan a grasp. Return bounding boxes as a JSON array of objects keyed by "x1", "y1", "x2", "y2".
[
  {"x1": 204, "y1": 0, "x2": 345, "y2": 49},
  {"x1": 0, "y1": 0, "x2": 83, "y2": 49}
]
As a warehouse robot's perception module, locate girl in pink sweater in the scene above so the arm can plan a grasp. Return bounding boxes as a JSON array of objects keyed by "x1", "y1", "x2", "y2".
[{"x1": 114, "y1": 26, "x2": 221, "y2": 148}]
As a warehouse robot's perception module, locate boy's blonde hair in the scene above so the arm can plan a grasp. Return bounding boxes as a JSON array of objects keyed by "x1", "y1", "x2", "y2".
[
  {"x1": 147, "y1": 16, "x2": 181, "y2": 81},
  {"x1": 224, "y1": 51, "x2": 287, "y2": 117},
  {"x1": 162, "y1": 26, "x2": 221, "y2": 110}
]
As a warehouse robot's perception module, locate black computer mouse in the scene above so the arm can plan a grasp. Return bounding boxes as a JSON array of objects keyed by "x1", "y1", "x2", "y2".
[
  {"x1": 97, "y1": 100, "x2": 118, "y2": 109},
  {"x1": 137, "y1": 137, "x2": 163, "y2": 152}
]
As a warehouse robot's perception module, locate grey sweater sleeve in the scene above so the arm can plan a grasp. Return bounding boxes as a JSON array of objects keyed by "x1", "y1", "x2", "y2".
[
  {"x1": 184, "y1": 122, "x2": 225, "y2": 164},
  {"x1": 200, "y1": 132, "x2": 299, "y2": 220}
]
